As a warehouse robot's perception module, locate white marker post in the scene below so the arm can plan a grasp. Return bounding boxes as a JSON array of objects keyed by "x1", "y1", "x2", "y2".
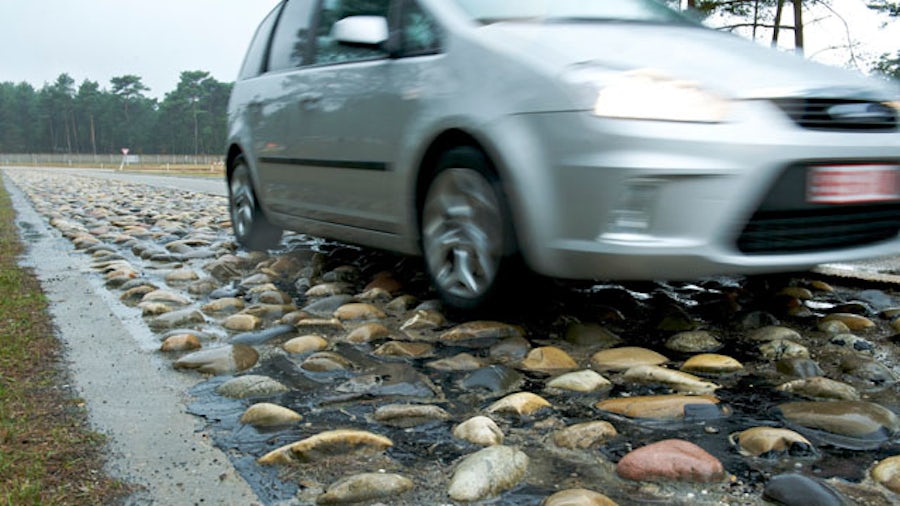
[{"x1": 118, "y1": 148, "x2": 130, "y2": 171}]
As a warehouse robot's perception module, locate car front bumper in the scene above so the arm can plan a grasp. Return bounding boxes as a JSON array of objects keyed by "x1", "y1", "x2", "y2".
[{"x1": 495, "y1": 101, "x2": 900, "y2": 280}]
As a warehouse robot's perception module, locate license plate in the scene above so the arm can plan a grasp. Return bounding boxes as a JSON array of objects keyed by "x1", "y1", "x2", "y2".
[{"x1": 807, "y1": 164, "x2": 900, "y2": 204}]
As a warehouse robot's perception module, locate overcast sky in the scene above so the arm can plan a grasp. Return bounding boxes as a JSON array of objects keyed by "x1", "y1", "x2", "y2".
[{"x1": 0, "y1": 0, "x2": 896, "y2": 100}]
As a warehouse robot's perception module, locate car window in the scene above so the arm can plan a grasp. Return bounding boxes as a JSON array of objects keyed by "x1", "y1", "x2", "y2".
[
  {"x1": 238, "y1": 3, "x2": 283, "y2": 79},
  {"x1": 450, "y1": 0, "x2": 692, "y2": 25},
  {"x1": 269, "y1": 0, "x2": 315, "y2": 71},
  {"x1": 314, "y1": 0, "x2": 391, "y2": 65},
  {"x1": 400, "y1": 0, "x2": 441, "y2": 56}
]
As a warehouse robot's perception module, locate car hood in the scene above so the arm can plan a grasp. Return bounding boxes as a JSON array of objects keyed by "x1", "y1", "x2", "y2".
[{"x1": 479, "y1": 22, "x2": 895, "y2": 102}]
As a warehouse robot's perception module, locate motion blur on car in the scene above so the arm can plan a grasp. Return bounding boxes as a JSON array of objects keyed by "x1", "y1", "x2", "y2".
[{"x1": 225, "y1": 0, "x2": 900, "y2": 309}]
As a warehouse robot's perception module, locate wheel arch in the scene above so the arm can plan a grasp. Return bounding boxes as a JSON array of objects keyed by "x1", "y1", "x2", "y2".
[{"x1": 413, "y1": 128, "x2": 522, "y2": 257}]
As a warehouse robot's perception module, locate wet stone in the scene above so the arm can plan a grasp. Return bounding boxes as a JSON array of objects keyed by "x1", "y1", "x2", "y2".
[
  {"x1": 344, "y1": 322, "x2": 390, "y2": 344},
  {"x1": 283, "y1": 335, "x2": 328, "y2": 355},
  {"x1": 821, "y1": 313, "x2": 876, "y2": 331},
  {"x1": 173, "y1": 344, "x2": 259, "y2": 375},
  {"x1": 216, "y1": 375, "x2": 290, "y2": 399},
  {"x1": 426, "y1": 353, "x2": 486, "y2": 372},
  {"x1": 148, "y1": 308, "x2": 205, "y2": 331},
  {"x1": 543, "y1": 489, "x2": 619, "y2": 506},
  {"x1": 303, "y1": 295, "x2": 355, "y2": 316},
  {"x1": 200, "y1": 297, "x2": 244, "y2": 314},
  {"x1": 453, "y1": 416, "x2": 504, "y2": 446},
  {"x1": 623, "y1": 365, "x2": 719, "y2": 394},
  {"x1": 590, "y1": 347, "x2": 668, "y2": 372},
  {"x1": 258, "y1": 429, "x2": 393, "y2": 465},
  {"x1": 356, "y1": 287, "x2": 392, "y2": 302},
  {"x1": 160, "y1": 333, "x2": 202, "y2": 352},
  {"x1": 231, "y1": 324, "x2": 295, "y2": 345},
  {"x1": 617, "y1": 439, "x2": 724, "y2": 483},
  {"x1": 371, "y1": 403, "x2": 449, "y2": 427},
  {"x1": 399, "y1": 309, "x2": 446, "y2": 331},
  {"x1": 818, "y1": 319, "x2": 851, "y2": 335},
  {"x1": 334, "y1": 303, "x2": 386, "y2": 321},
  {"x1": 665, "y1": 330, "x2": 722, "y2": 353},
  {"x1": 120, "y1": 285, "x2": 157, "y2": 306},
  {"x1": 372, "y1": 341, "x2": 434, "y2": 359},
  {"x1": 520, "y1": 346, "x2": 578, "y2": 373},
  {"x1": 239, "y1": 402, "x2": 302, "y2": 427},
  {"x1": 680, "y1": 353, "x2": 744, "y2": 374},
  {"x1": 165, "y1": 268, "x2": 199, "y2": 284},
  {"x1": 223, "y1": 313, "x2": 261, "y2": 332},
  {"x1": 363, "y1": 271, "x2": 402, "y2": 294},
  {"x1": 840, "y1": 354, "x2": 898, "y2": 388},
  {"x1": 385, "y1": 294, "x2": 417, "y2": 313},
  {"x1": 750, "y1": 325, "x2": 802, "y2": 342},
  {"x1": 871, "y1": 455, "x2": 900, "y2": 494},
  {"x1": 553, "y1": 421, "x2": 618, "y2": 449},
  {"x1": 317, "y1": 473, "x2": 413, "y2": 505},
  {"x1": 486, "y1": 392, "x2": 552, "y2": 416},
  {"x1": 763, "y1": 474, "x2": 845, "y2": 506},
  {"x1": 301, "y1": 351, "x2": 353, "y2": 372},
  {"x1": 488, "y1": 336, "x2": 531, "y2": 364},
  {"x1": 546, "y1": 369, "x2": 612, "y2": 393},
  {"x1": 139, "y1": 301, "x2": 172, "y2": 316},
  {"x1": 730, "y1": 427, "x2": 814, "y2": 458},
  {"x1": 448, "y1": 445, "x2": 529, "y2": 502},
  {"x1": 460, "y1": 365, "x2": 522, "y2": 394},
  {"x1": 776, "y1": 376, "x2": 860, "y2": 401},
  {"x1": 564, "y1": 322, "x2": 622, "y2": 347},
  {"x1": 776, "y1": 357, "x2": 824, "y2": 379},
  {"x1": 777, "y1": 401, "x2": 899, "y2": 447},
  {"x1": 759, "y1": 339, "x2": 809, "y2": 361},
  {"x1": 306, "y1": 282, "x2": 354, "y2": 298},
  {"x1": 596, "y1": 394, "x2": 722, "y2": 420},
  {"x1": 440, "y1": 321, "x2": 523, "y2": 343}
]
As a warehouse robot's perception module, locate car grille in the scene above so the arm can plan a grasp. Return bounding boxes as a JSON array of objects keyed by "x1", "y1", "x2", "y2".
[
  {"x1": 737, "y1": 205, "x2": 900, "y2": 254},
  {"x1": 771, "y1": 99, "x2": 898, "y2": 132}
]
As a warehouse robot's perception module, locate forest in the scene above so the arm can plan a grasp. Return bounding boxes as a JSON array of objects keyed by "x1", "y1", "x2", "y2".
[{"x1": 0, "y1": 0, "x2": 897, "y2": 157}]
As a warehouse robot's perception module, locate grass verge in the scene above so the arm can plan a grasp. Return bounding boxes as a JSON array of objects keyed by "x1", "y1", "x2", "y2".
[{"x1": 0, "y1": 180, "x2": 130, "y2": 504}]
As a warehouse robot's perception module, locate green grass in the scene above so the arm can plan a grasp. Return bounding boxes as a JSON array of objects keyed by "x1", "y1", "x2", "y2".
[{"x1": 0, "y1": 180, "x2": 130, "y2": 504}]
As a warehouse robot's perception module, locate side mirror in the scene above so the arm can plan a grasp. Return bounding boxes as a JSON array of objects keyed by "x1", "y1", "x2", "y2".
[{"x1": 331, "y1": 15, "x2": 388, "y2": 47}]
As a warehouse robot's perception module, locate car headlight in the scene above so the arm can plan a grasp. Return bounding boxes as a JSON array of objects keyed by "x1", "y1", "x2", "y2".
[{"x1": 594, "y1": 69, "x2": 730, "y2": 123}]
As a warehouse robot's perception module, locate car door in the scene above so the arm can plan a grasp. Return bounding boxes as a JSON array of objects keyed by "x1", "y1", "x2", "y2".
[{"x1": 276, "y1": 0, "x2": 401, "y2": 235}]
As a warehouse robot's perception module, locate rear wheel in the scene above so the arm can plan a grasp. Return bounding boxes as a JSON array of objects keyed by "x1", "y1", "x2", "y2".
[
  {"x1": 421, "y1": 147, "x2": 518, "y2": 310},
  {"x1": 229, "y1": 156, "x2": 281, "y2": 251}
]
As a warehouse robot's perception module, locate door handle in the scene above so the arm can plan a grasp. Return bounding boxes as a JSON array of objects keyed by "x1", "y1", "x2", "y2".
[{"x1": 298, "y1": 92, "x2": 323, "y2": 111}]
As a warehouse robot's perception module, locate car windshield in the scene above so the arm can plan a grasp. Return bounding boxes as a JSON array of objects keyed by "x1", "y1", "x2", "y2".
[{"x1": 450, "y1": 0, "x2": 692, "y2": 25}]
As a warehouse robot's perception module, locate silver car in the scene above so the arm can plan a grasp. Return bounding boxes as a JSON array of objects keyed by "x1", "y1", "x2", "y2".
[{"x1": 226, "y1": 0, "x2": 900, "y2": 308}]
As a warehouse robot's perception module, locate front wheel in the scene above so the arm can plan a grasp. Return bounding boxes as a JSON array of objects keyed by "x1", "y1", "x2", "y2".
[
  {"x1": 229, "y1": 156, "x2": 282, "y2": 251},
  {"x1": 421, "y1": 147, "x2": 518, "y2": 310}
]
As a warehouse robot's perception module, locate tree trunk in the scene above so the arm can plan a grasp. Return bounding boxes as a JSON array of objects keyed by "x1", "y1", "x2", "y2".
[
  {"x1": 90, "y1": 114, "x2": 97, "y2": 156},
  {"x1": 793, "y1": 0, "x2": 804, "y2": 54},
  {"x1": 772, "y1": 0, "x2": 785, "y2": 47}
]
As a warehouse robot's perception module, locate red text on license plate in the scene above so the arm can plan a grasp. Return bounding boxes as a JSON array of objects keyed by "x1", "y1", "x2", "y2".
[{"x1": 807, "y1": 164, "x2": 899, "y2": 204}]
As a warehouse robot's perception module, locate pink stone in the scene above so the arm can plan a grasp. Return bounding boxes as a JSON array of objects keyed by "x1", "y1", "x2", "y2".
[{"x1": 616, "y1": 439, "x2": 724, "y2": 483}]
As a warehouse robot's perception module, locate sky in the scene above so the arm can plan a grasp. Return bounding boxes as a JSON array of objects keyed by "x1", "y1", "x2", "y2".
[{"x1": 0, "y1": 0, "x2": 897, "y2": 100}]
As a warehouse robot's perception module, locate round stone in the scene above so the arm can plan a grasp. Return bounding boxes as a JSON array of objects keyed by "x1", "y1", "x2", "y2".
[
  {"x1": 283, "y1": 334, "x2": 328, "y2": 354},
  {"x1": 872, "y1": 455, "x2": 900, "y2": 494},
  {"x1": 160, "y1": 333, "x2": 201, "y2": 352},
  {"x1": 426, "y1": 353, "x2": 486, "y2": 372},
  {"x1": 440, "y1": 321, "x2": 523, "y2": 342},
  {"x1": 223, "y1": 313, "x2": 261, "y2": 331},
  {"x1": 763, "y1": 474, "x2": 845, "y2": 506},
  {"x1": 776, "y1": 377, "x2": 860, "y2": 401},
  {"x1": 453, "y1": 416, "x2": 504, "y2": 446},
  {"x1": 750, "y1": 326, "x2": 802, "y2": 342},
  {"x1": 448, "y1": 445, "x2": 529, "y2": 502},
  {"x1": 553, "y1": 421, "x2": 618, "y2": 449},
  {"x1": 821, "y1": 313, "x2": 875, "y2": 331},
  {"x1": 334, "y1": 303, "x2": 386, "y2": 321},
  {"x1": 216, "y1": 374, "x2": 290, "y2": 399},
  {"x1": 173, "y1": 344, "x2": 259, "y2": 375},
  {"x1": 543, "y1": 489, "x2": 619, "y2": 506},
  {"x1": 372, "y1": 341, "x2": 434, "y2": 358},
  {"x1": 565, "y1": 323, "x2": 622, "y2": 347},
  {"x1": 258, "y1": 429, "x2": 393, "y2": 465},
  {"x1": 372, "y1": 403, "x2": 449, "y2": 427},
  {"x1": 345, "y1": 322, "x2": 391, "y2": 343},
  {"x1": 665, "y1": 331, "x2": 722, "y2": 353},
  {"x1": 617, "y1": 439, "x2": 724, "y2": 483}
]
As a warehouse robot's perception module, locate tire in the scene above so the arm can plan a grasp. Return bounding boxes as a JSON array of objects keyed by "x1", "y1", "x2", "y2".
[
  {"x1": 421, "y1": 147, "x2": 520, "y2": 310},
  {"x1": 228, "y1": 156, "x2": 282, "y2": 251}
]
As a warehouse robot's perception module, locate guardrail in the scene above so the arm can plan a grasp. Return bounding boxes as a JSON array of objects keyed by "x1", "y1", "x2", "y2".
[{"x1": 0, "y1": 153, "x2": 225, "y2": 172}]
